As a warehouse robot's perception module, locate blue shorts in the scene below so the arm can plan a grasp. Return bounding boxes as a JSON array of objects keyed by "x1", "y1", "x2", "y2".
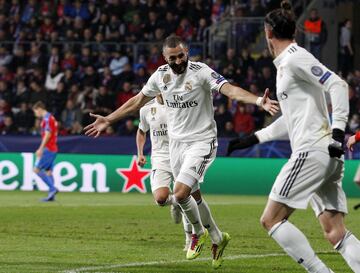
[{"x1": 35, "y1": 149, "x2": 57, "y2": 171}]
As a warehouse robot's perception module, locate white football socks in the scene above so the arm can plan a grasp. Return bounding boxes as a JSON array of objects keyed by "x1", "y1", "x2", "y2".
[
  {"x1": 335, "y1": 231, "x2": 360, "y2": 272},
  {"x1": 182, "y1": 214, "x2": 192, "y2": 242},
  {"x1": 197, "y1": 198, "x2": 223, "y2": 245},
  {"x1": 177, "y1": 195, "x2": 204, "y2": 235},
  {"x1": 269, "y1": 220, "x2": 332, "y2": 273}
]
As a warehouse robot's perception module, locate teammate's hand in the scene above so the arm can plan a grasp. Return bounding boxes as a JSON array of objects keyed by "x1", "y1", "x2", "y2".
[
  {"x1": 35, "y1": 148, "x2": 43, "y2": 158},
  {"x1": 84, "y1": 113, "x2": 110, "y2": 138},
  {"x1": 347, "y1": 135, "x2": 357, "y2": 152},
  {"x1": 261, "y1": 89, "x2": 280, "y2": 116},
  {"x1": 137, "y1": 155, "x2": 146, "y2": 167}
]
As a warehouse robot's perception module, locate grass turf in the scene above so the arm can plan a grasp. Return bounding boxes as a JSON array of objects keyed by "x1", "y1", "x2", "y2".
[{"x1": 0, "y1": 191, "x2": 359, "y2": 273}]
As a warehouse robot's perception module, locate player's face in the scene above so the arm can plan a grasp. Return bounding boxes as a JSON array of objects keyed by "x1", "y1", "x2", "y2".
[
  {"x1": 264, "y1": 24, "x2": 275, "y2": 57},
  {"x1": 163, "y1": 45, "x2": 189, "y2": 74},
  {"x1": 33, "y1": 108, "x2": 41, "y2": 118}
]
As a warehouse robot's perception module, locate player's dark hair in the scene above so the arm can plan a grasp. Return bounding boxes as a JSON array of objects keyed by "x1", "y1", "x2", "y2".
[
  {"x1": 32, "y1": 101, "x2": 46, "y2": 110},
  {"x1": 162, "y1": 35, "x2": 188, "y2": 51},
  {"x1": 264, "y1": 0, "x2": 296, "y2": 40}
]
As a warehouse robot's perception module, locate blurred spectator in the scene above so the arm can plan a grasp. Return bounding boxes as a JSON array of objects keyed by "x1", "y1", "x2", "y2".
[
  {"x1": 176, "y1": 18, "x2": 194, "y2": 42},
  {"x1": 248, "y1": 0, "x2": 265, "y2": 16},
  {"x1": 61, "y1": 99, "x2": 82, "y2": 133},
  {"x1": 109, "y1": 51, "x2": 129, "y2": 76},
  {"x1": 14, "y1": 102, "x2": 34, "y2": 134},
  {"x1": 0, "y1": 114, "x2": 16, "y2": 135},
  {"x1": 215, "y1": 104, "x2": 233, "y2": 135},
  {"x1": 146, "y1": 46, "x2": 165, "y2": 74},
  {"x1": 95, "y1": 86, "x2": 114, "y2": 116},
  {"x1": 304, "y1": 8, "x2": 327, "y2": 60},
  {"x1": 29, "y1": 81, "x2": 47, "y2": 105},
  {"x1": 118, "y1": 119, "x2": 137, "y2": 136},
  {"x1": 219, "y1": 48, "x2": 239, "y2": 71},
  {"x1": 339, "y1": 19, "x2": 353, "y2": 78},
  {"x1": 233, "y1": 104, "x2": 255, "y2": 136},
  {"x1": 45, "y1": 63, "x2": 64, "y2": 91},
  {"x1": 219, "y1": 121, "x2": 238, "y2": 138},
  {"x1": 116, "y1": 81, "x2": 135, "y2": 108},
  {"x1": 48, "y1": 82, "x2": 67, "y2": 119},
  {"x1": 349, "y1": 114, "x2": 360, "y2": 134}
]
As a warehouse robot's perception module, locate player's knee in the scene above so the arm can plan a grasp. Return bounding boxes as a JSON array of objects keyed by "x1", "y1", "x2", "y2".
[
  {"x1": 174, "y1": 190, "x2": 188, "y2": 203},
  {"x1": 155, "y1": 196, "x2": 168, "y2": 207},
  {"x1": 322, "y1": 226, "x2": 346, "y2": 246},
  {"x1": 260, "y1": 215, "x2": 275, "y2": 231}
]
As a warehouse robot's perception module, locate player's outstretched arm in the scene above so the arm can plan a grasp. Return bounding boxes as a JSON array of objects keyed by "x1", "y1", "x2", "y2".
[
  {"x1": 84, "y1": 92, "x2": 153, "y2": 138},
  {"x1": 227, "y1": 116, "x2": 288, "y2": 156},
  {"x1": 219, "y1": 83, "x2": 279, "y2": 116},
  {"x1": 136, "y1": 128, "x2": 147, "y2": 167}
]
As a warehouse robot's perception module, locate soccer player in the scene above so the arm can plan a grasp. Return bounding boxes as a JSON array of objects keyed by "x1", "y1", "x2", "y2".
[
  {"x1": 137, "y1": 94, "x2": 192, "y2": 250},
  {"x1": 32, "y1": 101, "x2": 59, "y2": 202},
  {"x1": 84, "y1": 35, "x2": 279, "y2": 268},
  {"x1": 347, "y1": 131, "x2": 360, "y2": 210},
  {"x1": 241, "y1": 1, "x2": 360, "y2": 272}
]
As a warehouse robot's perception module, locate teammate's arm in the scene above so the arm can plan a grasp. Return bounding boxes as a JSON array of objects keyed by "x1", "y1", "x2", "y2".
[
  {"x1": 220, "y1": 84, "x2": 279, "y2": 116},
  {"x1": 227, "y1": 116, "x2": 288, "y2": 155},
  {"x1": 136, "y1": 129, "x2": 147, "y2": 167},
  {"x1": 36, "y1": 131, "x2": 51, "y2": 158},
  {"x1": 290, "y1": 57, "x2": 349, "y2": 157},
  {"x1": 136, "y1": 107, "x2": 150, "y2": 167},
  {"x1": 347, "y1": 131, "x2": 360, "y2": 152},
  {"x1": 84, "y1": 92, "x2": 153, "y2": 138}
]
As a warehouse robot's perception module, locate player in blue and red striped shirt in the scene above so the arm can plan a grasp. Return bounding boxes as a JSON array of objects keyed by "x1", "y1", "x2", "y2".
[{"x1": 32, "y1": 101, "x2": 59, "y2": 202}]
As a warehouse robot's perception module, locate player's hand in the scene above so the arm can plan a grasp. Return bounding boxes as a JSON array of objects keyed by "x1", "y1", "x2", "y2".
[
  {"x1": 328, "y1": 129, "x2": 345, "y2": 158},
  {"x1": 137, "y1": 155, "x2": 146, "y2": 167},
  {"x1": 226, "y1": 134, "x2": 259, "y2": 156},
  {"x1": 35, "y1": 148, "x2": 43, "y2": 158},
  {"x1": 347, "y1": 135, "x2": 357, "y2": 152},
  {"x1": 84, "y1": 113, "x2": 110, "y2": 138},
  {"x1": 260, "y1": 89, "x2": 279, "y2": 116}
]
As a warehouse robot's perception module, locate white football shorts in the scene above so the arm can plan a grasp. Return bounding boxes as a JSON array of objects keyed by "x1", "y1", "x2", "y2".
[
  {"x1": 169, "y1": 138, "x2": 217, "y2": 190},
  {"x1": 150, "y1": 168, "x2": 174, "y2": 192},
  {"x1": 269, "y1": 150, "x2": 348, "y2": 217}
]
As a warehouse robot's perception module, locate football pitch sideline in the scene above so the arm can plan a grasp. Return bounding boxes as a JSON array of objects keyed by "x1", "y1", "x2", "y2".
[{"x1": 0, "y1": 192, "x2": 359, "y2": 273}]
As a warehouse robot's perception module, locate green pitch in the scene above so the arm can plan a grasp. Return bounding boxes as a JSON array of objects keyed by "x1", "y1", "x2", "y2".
[{"x1": 0, "y1": 191, "x2": 359, "y2": 273}]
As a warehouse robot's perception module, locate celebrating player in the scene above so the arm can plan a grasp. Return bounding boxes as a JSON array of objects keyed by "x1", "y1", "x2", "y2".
[
  {"x1": 137, "y1": 94, "x2": 229, "y2": 253},
  {"x1": 242, "y1": 1, "x2": 360, "y2": 272},
  {"x1": 84, "y1": 35, "x2": 279, "y2": 268},
  {"x1": 32, "y1": 101, "x2": 59, "y2": 202},
  {"x1": 347, "y1": 131, "x2": 360, "y2": 210}
]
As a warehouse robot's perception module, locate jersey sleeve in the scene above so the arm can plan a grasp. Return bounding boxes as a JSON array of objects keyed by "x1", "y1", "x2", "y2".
[
  {"x1": 44, "y1": 117, "x2": 51, "y2": 132},
  {"x1": 141, "y1": 70, "x2": 161, "y2": 97},
  {"x1": 255, "y1": 116, "x2": 289, "y2": 143},
  {"x1": 288, "y1": 54, "x2": 349, "y2": 131},
  {"x1": 138, "y1": 107, "x2": 150, "y2": 132},
  {"x1": 200, "y1": 64, "x2": 228, "y2": 93}
]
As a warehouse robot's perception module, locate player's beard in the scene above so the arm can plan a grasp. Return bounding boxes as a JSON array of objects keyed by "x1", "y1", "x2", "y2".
[{"x1": 169, "y1": 58, "x2": 188, "y2": 74}]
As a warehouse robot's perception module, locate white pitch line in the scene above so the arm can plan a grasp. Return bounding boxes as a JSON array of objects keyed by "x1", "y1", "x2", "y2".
[
  {"x1": 61, "y1": 251, "x2": 336, "y2": 273},
  {"x1": 61, "y1": 253, "x2": 286, "y2": 273}
]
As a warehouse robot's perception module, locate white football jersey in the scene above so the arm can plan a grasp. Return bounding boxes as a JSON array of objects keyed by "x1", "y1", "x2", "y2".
[
  {"x1": 139, "y1": 99, "x2": 171, "y2": 171},
  {"x1": 141, "y1": 61, "x2": 228, "y2": 142},
  {"x1": 273, "y1": 43, "x2": 348, "y2": 154}
]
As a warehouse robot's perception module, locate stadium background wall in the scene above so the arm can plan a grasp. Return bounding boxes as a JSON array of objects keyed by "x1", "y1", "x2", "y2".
[{"x1": 0, "y1": 153, "x2": 359, "y2": 197}]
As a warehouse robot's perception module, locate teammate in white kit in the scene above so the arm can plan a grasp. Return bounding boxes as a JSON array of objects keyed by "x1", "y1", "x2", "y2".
[
  {"x1": 136, "y1": 95, "x2": 193, "y2": 250},
  {"x1": 239, "y1": 1, "x2": 360, "y2": 272},
  {"x1": 84, "y1": 35, "x2": 279, "y2": 269}
]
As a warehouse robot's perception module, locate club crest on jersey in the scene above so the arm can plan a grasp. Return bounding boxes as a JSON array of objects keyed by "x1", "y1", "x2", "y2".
[
  {"x1": 163, "y1": 74, "x2": 171, "y2": 84},
  {"x1": 185, "y1": 81, "x2": 192, "y2": 92},
  {"x1": 311, "y1": 66, "x2": 323, "y2": 77}
]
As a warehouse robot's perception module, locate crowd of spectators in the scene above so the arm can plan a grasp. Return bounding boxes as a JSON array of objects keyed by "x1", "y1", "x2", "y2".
[{"x1": 0, "y1": 0, "x2": 358, "y2": 139}]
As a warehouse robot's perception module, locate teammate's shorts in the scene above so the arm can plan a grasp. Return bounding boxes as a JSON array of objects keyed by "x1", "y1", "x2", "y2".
[
  {"x1": 35, "y1": 148, "x2": 57, "y2": 171},
  {"x1": 150, "y1": 169, "x2": 174, "y2": 192},
  {"x1": 169, "y1": 138, "x2": 217, "y2": 189},
  {"x1": 269, "y1": 150, "x2": 348, "y2": 217}
]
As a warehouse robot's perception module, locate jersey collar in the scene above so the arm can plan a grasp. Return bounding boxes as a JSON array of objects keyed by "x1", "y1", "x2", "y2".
[{"x1": 273, "y1": 42, "x2": 297, "y2": 68}]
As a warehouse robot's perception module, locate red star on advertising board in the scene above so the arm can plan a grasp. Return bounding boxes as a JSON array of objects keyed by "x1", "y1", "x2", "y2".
[{"x1": 116, "y1": 156, "x2": 151, "y2": 193}]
